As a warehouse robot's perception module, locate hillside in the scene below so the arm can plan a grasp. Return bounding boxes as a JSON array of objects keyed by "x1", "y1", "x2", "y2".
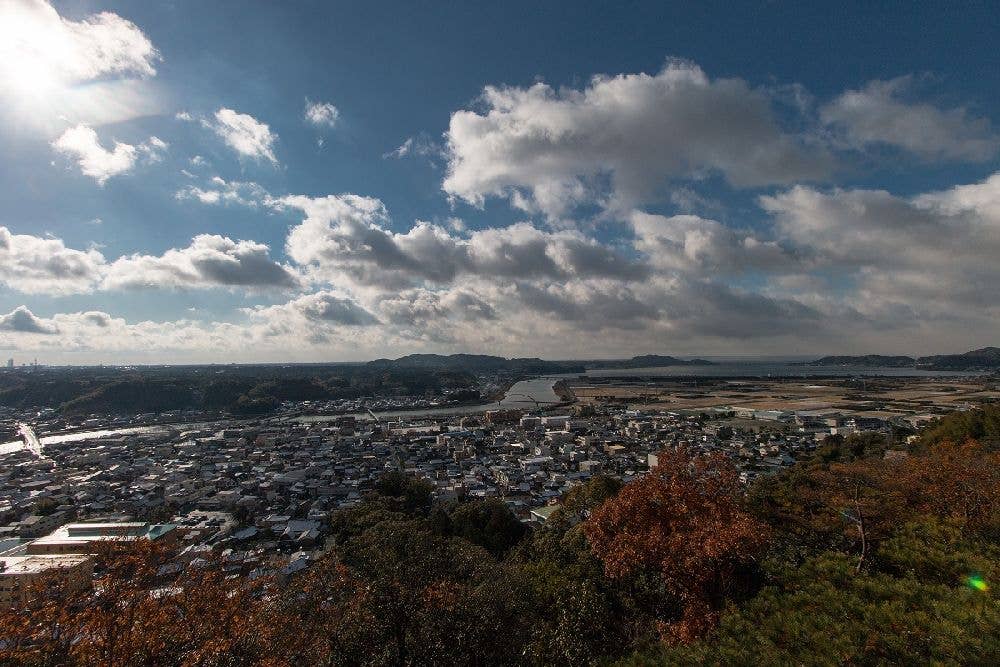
[
  {"x1": 366, "y1": 353, "x2": 584, "y2": 374},
  {"x1": 803, "y1": 355, "x2": 916, "y2": 367},
  {"x1": 1, "y1": 364, "x2": 479, "y2": 415},
  {"x1": 917, "y1": 346, "x2": 1000, "y2": 370},
  {"x1": 586, "y1": 354, "x2": 714, "y2": 369},
  {"x1": 803, "y1": 347, "x2": 1000, "y2": 370}
]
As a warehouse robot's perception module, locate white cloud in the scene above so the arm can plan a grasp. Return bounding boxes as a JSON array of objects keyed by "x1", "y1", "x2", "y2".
[
  {"x1": 248, "y1": 290, "x2": 379, "y2": 327},
  {"x1": 304, "y1": 99, "x2": 340, "y2": 128},
  {"x1": 760, "y1": 175, "x2": 1000, "y2": 319},
  {"x1": 0, "y1": 226, "x2": 105, "y2": 294},
  {"x1": 630, "y1": 211, "x2": 802, "y2": 275},
  {"x1": 0, "y1": 306, "x2": 58, "y2": 334},
  {"x1": 207, "y1": 108, "x2": 278, "y2": 163},
  {"x1": 103, "y1": 234, "x2": 301, "y2": 290},
  {"x1": 384, "y1": 133, "x2": 439, "y2": 160},
  {"x1": 52, "y1": 124, "x2": 165, "y2": 184},
  {"x1": 821, "y1": 77, "x2": 999, "y2": 161},
  {"x1": 277, "y1": 194, "x2": 647, "y2": 289},
  {"x1": 0, "y1": 0, "x2": 158, "y2": 90},
  {"x1": 913, "y1": 172, "x2": 1000, "y2": 223},
  {"x1": 176, "y1": 176, "x2": 268, "y2": 207},
  {"x1": 443, "y1": 59, "x2": 832, "y2": 219}
]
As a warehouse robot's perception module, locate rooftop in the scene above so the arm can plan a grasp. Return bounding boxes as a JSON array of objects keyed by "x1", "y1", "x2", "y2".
[{"x1": 0, "y1": 554, "x2": 91, "y2": 575}]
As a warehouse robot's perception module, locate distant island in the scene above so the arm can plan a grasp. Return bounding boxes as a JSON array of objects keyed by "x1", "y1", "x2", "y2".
[
  {"x1": 365, "y1": 353, "x2": 584, "y2": 374},
  {"x1": 801, "y1": 355, "x2": 916, "y2": 368},
  {"x1": 585, "y1": 354, "x2": 714, "y2": 369},
  {"x1": 802, "y1": 347, "x2": 1000, "y2": 371}
]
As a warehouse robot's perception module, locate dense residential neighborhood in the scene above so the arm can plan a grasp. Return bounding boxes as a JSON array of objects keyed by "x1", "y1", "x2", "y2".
[{"x1": 0, "y1": 391, "x2": 919, "y2": 600}]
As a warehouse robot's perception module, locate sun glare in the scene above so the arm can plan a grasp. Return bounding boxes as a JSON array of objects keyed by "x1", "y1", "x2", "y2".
[
  {"x1": 0, "y1": 3, "x2": 164, "y2": 133},
  {"x1": 0, "y1": 6, "x2": 65, "y2": 85}
]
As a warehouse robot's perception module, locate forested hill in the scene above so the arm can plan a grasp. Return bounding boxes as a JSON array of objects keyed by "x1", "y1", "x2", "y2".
[
  {"x1": 585, "y1": 355, "x2": 714, "y2": 369},
  {"x1": 0, "y1": 364, "x2": 480, "y2": 415},
  {"x1": 802, "y1": 354, "x2": 916, "y2": 367},
  {"x1": 804, "y1": 347, "x2": 1000, "y2": 370},
  {"x1": 917, "y1": 346, "x2": 1000, "y2": 370},
  {"x1": 365, "y1": 353, "x2": 584, "y2": 374}
]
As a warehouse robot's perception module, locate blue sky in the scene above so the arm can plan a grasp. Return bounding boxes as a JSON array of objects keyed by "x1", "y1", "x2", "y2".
[{"x1": 1, "y1": 0, "x2": 999, "y2": 363}]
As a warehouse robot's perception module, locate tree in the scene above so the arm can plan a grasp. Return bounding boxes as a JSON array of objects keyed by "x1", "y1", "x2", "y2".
[
  {"x1": 919, "y1": 405, "x2": 1000, "y2": 449},
  {"x1": 373, "y1": 471, "x2": 434, "y2": 514},
  {"x1": 750, "y1": 438, "x2": 1000, "y2": 566},
  {"x1": 335, "y1": 520, "x2": 531, "y2": 665},
  {"x1": 0, "y1": 542, "x2": 279, "y2": 666},
  {"x1": 626, "y1": 529, "x2": 1000, "y2": 666},
  {"x1": 555, "y1": 475, "x2": 623, "y2": 524},
  {"x1": 447, "y1": 498, "x2": 528, "y2": 557},
  {"x1": 585, "y1": 447, "x2": 769, "y2": 642}
]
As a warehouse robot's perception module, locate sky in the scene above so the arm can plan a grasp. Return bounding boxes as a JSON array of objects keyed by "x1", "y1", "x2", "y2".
[{"x1": 1, "y1": 0, "x2": 999, "y2": 364}]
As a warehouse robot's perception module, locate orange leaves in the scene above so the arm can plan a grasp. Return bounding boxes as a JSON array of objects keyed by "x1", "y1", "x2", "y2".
[
  {"x1": 584, "y1": 447, "x2": 769, "y2": 643},
  {"x1": 0, "y1": 542, "x2": 285, "y2": 667},
  {"x1": 790, "y1": 438, "x2": 999, "y2": 558}
]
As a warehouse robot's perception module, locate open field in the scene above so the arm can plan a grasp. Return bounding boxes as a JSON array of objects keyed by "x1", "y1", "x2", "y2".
[{"x1": 567, "y1": 377, "x2": 1000, "y2": 418}]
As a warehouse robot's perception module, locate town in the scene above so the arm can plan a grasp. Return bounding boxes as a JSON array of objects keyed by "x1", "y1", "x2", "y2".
[{"x1": 3, "y1": 370, "x2": 996, "y2": 602}]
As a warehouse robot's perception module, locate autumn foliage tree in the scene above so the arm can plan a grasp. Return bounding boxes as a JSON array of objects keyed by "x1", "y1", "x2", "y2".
[
  {"x1": 752, "y1": 437, "x2": 1000, "y2": 567},
  {"x1": 585, "y1": 447, "x2": 769, "y2": 642},
  {"x1": 0, "y1": 541, "x2": 282, "y2": 666}
]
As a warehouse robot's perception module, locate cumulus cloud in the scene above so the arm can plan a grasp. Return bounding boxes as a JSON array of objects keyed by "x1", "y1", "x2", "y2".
[
  {"x1": 512, "y1": 280, "x2": 659, "y2": 327},
  {"x1": 913, "y1": 172, "x2": 1000, "y2": 223},
  {"x1": 630, "y1": 211, "x2": 804, "y2": 275},
  {"x1": 52, "y1": 124, "x2": 165, "y2": 184},
  {"x1": 821, "y1": 77, "x2": 999, "y2": 161},
  {"x1": 207, "y1": 108, "x2": 278, "y2": 163},
  {"x1": 0, "y1": 226, "x2": 105, "y2": 294},
  {"x1": 102, "y1": 235, "x2": 301, "y2": 290},
  {"x1": 760, "y1": 174, "x2": 1000, "y2": 317},
  {"x1": 376, "y1": 288, "x2": 497, "y2": 326},
  {"x1": 661, "y1": 280, "x2": 824, "y2": 339},
  {"x1": 0, "y1": 305, "x2": 405, "y2": 363},
  {"x1": 443, "y1": 59, "x2": 832, "y2": 218},
  {"x1": 249, "y1": 290, "x2": 379, "y2": 329},
  {"x1": 0, "y1": 310, "x2": 258, "y2": 360},
  {"x1": 0, "y1": 0, "x2": 158, "y2": 87},
  {"x1": 0, "y1": 306, "x2": 57, "y2": 334},
  {"x1": 278, "y1": 194, "x2": 647, "y2": 289},
  {"x1": 304, "y1": 99, "x2": 340, "y2": 128}
]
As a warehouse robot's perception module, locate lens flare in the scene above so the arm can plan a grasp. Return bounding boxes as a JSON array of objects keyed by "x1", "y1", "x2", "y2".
[{"x1": 965, "y1": 574, "x2": 988, "y2": 592}]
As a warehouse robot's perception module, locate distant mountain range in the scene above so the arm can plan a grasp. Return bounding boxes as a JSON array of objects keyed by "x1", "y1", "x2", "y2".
[{"x1": 803, "y1": 347, "x2": 1000, "y2": 371}]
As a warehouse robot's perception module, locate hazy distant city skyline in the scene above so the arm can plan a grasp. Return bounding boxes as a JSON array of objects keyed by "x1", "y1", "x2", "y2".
[{"x1": 1, "y1": 1, "x2": 999, "y2": 364}]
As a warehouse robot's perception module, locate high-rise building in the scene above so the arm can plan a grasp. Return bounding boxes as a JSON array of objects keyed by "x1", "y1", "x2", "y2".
[{"x1": 5, "y1": 359, "x2": 12, "y2": 368}]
